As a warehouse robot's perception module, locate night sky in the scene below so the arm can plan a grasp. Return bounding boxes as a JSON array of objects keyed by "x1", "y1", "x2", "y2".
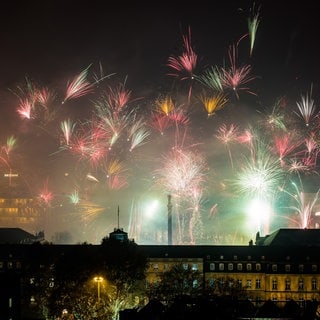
[{"x1": 1, "y1": 0, "x2": 320, "y2": 244}]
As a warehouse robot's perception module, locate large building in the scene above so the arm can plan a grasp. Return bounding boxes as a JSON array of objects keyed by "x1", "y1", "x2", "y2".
[{"x1": 1, "y1": 227, "x2": 320, "y2": 319}]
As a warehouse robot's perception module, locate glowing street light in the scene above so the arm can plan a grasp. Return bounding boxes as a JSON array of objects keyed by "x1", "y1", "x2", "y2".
[{"x1": 94, "y1": 276, "x2": 103, "y2": 303}]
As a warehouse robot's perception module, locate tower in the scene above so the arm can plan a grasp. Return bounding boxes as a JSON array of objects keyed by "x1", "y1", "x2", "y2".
[{"x1": 167, "y1": 194, "x2": 172, "y2": 245}]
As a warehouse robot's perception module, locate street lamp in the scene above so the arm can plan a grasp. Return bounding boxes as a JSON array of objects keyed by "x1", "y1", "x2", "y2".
[{"x1": 94, "y1": 276, "x2": 103, "y2": 303}]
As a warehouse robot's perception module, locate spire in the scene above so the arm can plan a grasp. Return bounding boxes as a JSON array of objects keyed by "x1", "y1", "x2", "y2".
[{"x1": 117, "y1": 205, "x2": 120, "y2": 229}]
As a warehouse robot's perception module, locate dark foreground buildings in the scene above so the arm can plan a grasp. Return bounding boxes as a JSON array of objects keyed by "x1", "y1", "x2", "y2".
[{"x1": 1, "y1": 227, "x2": 320, "y2": 319}]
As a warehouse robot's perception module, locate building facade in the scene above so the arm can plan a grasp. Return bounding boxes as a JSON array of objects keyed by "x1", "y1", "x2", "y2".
[{"x1": 1, "y1": 228, "x2": 320, "y2": 319}]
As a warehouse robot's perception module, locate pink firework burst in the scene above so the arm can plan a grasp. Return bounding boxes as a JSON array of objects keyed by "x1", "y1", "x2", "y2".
[
  {"x1": 220, "y1": 43, "x2": 257, "y2": 99},
  {"x1": 167, "y1": 26, "x2": 198, "y2": 104}
]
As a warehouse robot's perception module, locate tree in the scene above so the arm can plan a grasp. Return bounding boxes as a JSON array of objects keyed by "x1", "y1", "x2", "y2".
[
  {"x1": 147, "y1": 262, "x2": 203, "y2": 304},
  {"x1": 98, "y1": 235, "x2": 148, "y2": 319}
]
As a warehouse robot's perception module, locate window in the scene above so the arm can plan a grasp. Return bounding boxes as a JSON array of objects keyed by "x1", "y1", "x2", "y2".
[
  {"x1": 312, "y1": 278, "x2": 317, "y2": 290},
  {"x1": 7, "y1": 262, "x2": 13, "y2": 269},
  {"x1": 153, "y1": 263, "x2": 159, "y2": 271},
  {"x1": 312, "y1": 265, "x2": 318, "y2": 272},
  {"x1": 272, "y1": 264, "x2": 277, "y2": 272},
  {"x1": 298, "y1": 264, "x2": 304, "y2": 272},
  {"x1": 255, "y1": 278, "x2": 261, "y2": 289},
  {"x1": 298, "y1": 278, "x2": 304, "y2": 290},
  {"x1": 209, "y1": 278, "x2": 215, "y2": 287},
  {"x1": 285, "y1": 264, "x2": 291, "y2": 272},
  {"x1": 0, "y1": 261, "x2": 3, "y2": 269},
  {"x1": 237, "y1": 263, "x2": 243, "y2": 271},
  {"x1": 219, "y1": 263, "x2": 224, "y2": 271},
  {"x1": 228, "y1": 263, "x2": 233, "y2": 271},
  {"x1": 233, "y1": 255, "x2": 238, "y2": 260},
  {"x1": 209, "y1": 263, "x2": 215, "y2": 271},
  {"x1": 220, "y1": 255, "x2": 224, "y2": 260},
  {"x1": 192, "y1": 264, "x2": 198, "y2": 271},
  {"x1": 246, "y1": 279, "x2": 252, "y2": 289},
  {"x1": 246, "y1": 263, "x2": 252, "y2": 271},
  {"x1": 192, "y1": 279, "x2": 198, "y2": 288},
  {"x1": 183, "y1": 263, "x2": 189, "y2": 270},
  {"x1": 256, "y1": 263, "x2": 261, "y2": 271},
  {"x1": 16, "y1": 261, "x2": 21, "y2": 269},
  {"x1": 164, "y1": 264, "x2": 169, "y2": 270},
  {"x1": 272, "y1": 279, "x2": 278, "y2": 290},
  {"x1": 285, "y1": 278, "x2": 291, "y2": 290},
  {"x1": 237, "y1": 279, "x2": 242, "y2": 288}
]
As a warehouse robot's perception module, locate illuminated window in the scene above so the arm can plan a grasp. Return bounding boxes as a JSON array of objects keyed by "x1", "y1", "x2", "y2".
[
  {"x1": 246, "y1": 279, "x2": 252, "y2": 288},
  {"x1": 247, "y1": 263, "x2": 252, "y2": 271},
  {"x1": 219, "y1": 263, "x2": 224, "y2": 271},
  {"x1": 192, "y1": 264, "x2": 198, "y2": 271},
  {"x1": 237, "y1": 263, "x2": 243, "y2": 271},
  {"x1": 272, "y1": 279, "x2": 278, "y2": 290},
  {"x1": 298, "y1": 264, "x2": 304, "y2": 272},
  {"x1": 256, "y1": 278, "x2": 261, "y2": 289},
  {"x1": 256, "y1": 263, "x2": 261, "y2": 271},
  {"x1": 193, "y1": 279, "x2": 198, "y2": 288},
  {"x1": 285, "y1": 278, "x2": 291, "y2": 290},
  {"x1": 285, "y1": 264, "x2": 291, "y2": 272},
  {"x1": 298, "y1": 278, "x2": 304, "y2": 290},
  {"x1": 209, "y1": 263, "x2": 215, "y2": 271},
  {"x1": 183, "y1": 263, "x2": 188, "y2": 270},
  {"x1": 209, "y1": 278, "x2": 215, "y2": 287},
  {"x1": 228, "y1": 263, "x2": 233, "y2": 271},
  {"x1": 312, "y1": 278, "x2": 317, "y2": 290},
  {"x1": 153, "y1": 263, "x2": 159, "y2": 271},
  {"x1": 237, "y1": 279, "x2": 242, "y2": 287}
]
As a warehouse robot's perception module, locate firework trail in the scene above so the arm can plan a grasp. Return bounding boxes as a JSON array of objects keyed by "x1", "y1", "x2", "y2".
[
  {"x1": 215, "y1": 123, "x2": 240, "y2": 169},
  {"x1": 39, "y1": 179, "x2": 54, "y2": 206},
  {"x1": 155, "y1": 95, "x2": 175, "y2": 116},
  {"x1": 149, "y1": 112, "x2": 172, "y2": 135},
  {"x1": 282, "y1": 181, "x2": 320, "y2": 229},
  {"x1": 129, "y1": 127, "x2": 150, "y2": 152},
  {"x1": 63, "y1": 65, "x2": 95, "y2": 104},
  {"x1": 198, "y1": 92, "x2": 228, "y2": 117},
  {"x1": 247, "y1": 4, "x2": 260, "y2": 56},
  {"x1": 17, "y1": 98, "x2": 32, "y2": 119},
  {"x1": 295, "y1": 88, "x2": 317, "y2": 127},
  {"x1": 167, "y1": 26, "x2": 197, "y2": 105},
  {"x1": 196, "y1": 66, "x2": 224, "y2": 92},
  {"x1": 220, "y1": 43, "x2": 257, "y2": 99},
  {"x1": 272, "y1": 133, "x2": 303, "y2": 167},
  {"x1": 60, "y1": 119, "x2": 76, "y2": 146},
  {"x1": 234, "y1": 137, "x2": 285, "y2": 200},
  {"x1": 103, "y1": 159, "x2": 129, "y2": 190},
  {"x1": 153, "y1": 147, "x2": 207, "y2": 243},
  {"x1": 258, "y1": 99, "x2": 287, "y2": 132}
]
